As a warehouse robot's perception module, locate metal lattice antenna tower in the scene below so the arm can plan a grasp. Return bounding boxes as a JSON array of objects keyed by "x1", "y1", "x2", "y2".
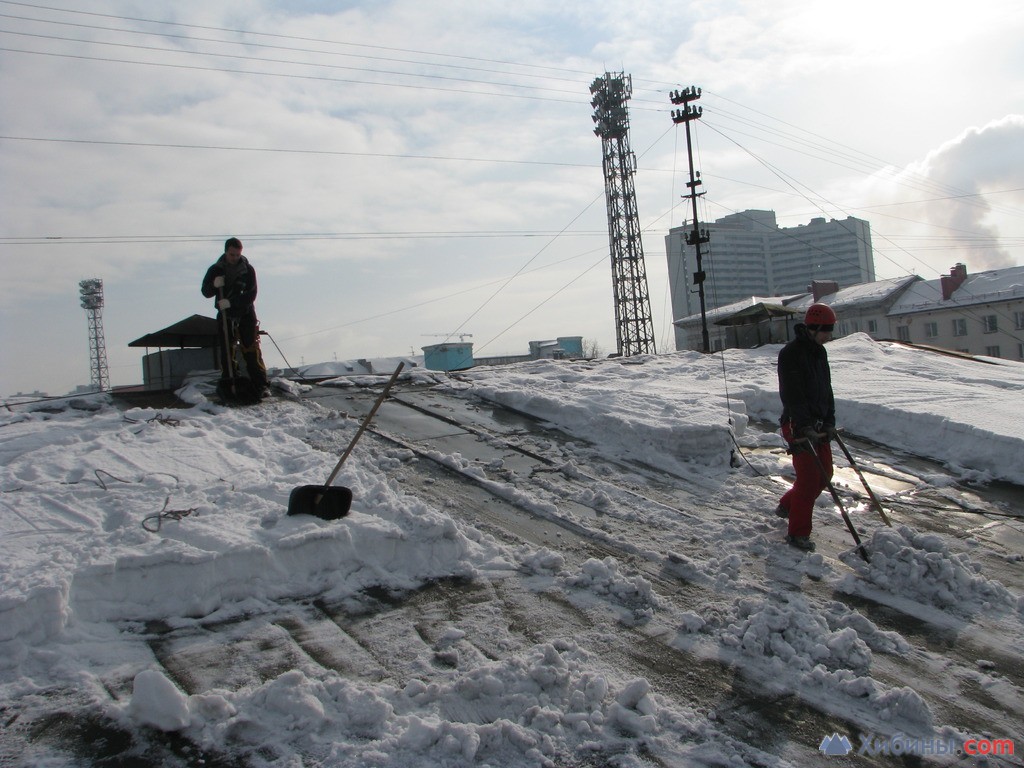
[
  {"x1": 79, "y1": 279, "x2": 110, "y2": 392},
  {"x1": 590, "y1": 72, "x2": 656, "y2": 357}
]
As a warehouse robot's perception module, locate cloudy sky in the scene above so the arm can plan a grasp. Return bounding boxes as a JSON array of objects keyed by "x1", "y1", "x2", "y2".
[{"x1": 2, "y1": 0, "x2": 1023, "y2": 395}]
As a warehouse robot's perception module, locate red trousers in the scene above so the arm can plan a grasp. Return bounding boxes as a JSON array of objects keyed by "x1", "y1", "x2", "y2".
[{"x1": 779, "y1": 422, "x2": 833, "y2": 537}]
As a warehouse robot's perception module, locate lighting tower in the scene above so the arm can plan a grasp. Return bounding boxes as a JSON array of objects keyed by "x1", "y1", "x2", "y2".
[
  {"x1": 79, "y1": 278, "x2": 110, "y2": 392},
  {"x1": 590, "y1": 72, "x2": 656, "y2": 357}
]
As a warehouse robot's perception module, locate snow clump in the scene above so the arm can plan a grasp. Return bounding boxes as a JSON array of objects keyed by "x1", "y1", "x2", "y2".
[{"x1": 844, "y1": 525, "x2": 1023, "y2": 616}]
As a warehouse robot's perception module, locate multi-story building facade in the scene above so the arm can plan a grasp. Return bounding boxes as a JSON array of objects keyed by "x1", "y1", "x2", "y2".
[
  {"x1": 886, "y1": 263, "x2": 1024, "y2": 360},
  {"x1": 767, "y1": 215, "x2": 874, "y2": 294},
  {"x1": 665, "y1": 210, "x2": 875, "y2": 350}
]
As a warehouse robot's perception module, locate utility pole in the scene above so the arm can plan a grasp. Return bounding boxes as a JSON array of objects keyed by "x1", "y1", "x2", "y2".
[
  {"x1": 78, "y1": 278, "x2": 110, "y2": 392},
  {"x1": 590, "y1": 72, "x2": 657, "y2": 357},
  {"x1": 670, "y1": 86, "x2": 711, "y2": 353}
]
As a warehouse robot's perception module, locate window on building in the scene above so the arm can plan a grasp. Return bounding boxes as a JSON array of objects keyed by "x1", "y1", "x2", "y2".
[
  {"x1": 897, "y1": 325, "x2": 910, "y2": 341},
  {"x1": 985, "y1": 345, "x2": 1001, "y2": 358},
  {"x1": 1014, "y1": 311, "x2": 1024, "y2": 330},
  {"x1": 983, "y1": 315, "x2": 998, "y2": 333},
  {"x1": 849, "y1": 319, "x2": 860, "y2": 332},
  {"x1": 1019, "y1": 343, "x2": 1024, "y2": 360},
  {"x1": 952, "y1": 318, "x2": 967, "y2": 336},
  {"x1": 924, "y1": 321, "x2": 938, "y2": 338},
  {"x1": 867, "y1": 319, "x2": 878, "y2": 334}
]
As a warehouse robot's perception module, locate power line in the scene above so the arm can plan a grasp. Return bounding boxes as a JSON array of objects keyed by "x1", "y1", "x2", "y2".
[
  {"x1": 0, "y1": 134, "x2": 598, "y2": 168},
  {"x1": 0, "y1": 230, "x2": 607, "y2": 246},
  {"x1": 0, "y1": 0, "x2": 595, "y2": 77},
  {"x1": 0, "y1": 28, "x2": 593, "y2": 99},
  {"x1": 0, "y1": 46, "x2": 591, "y2": 104},
  {"x1": 0, "y1": 10, "x2": 594, "y2": 86},
  {"x1": 277, "y1": 244, "x2": 608, "y2": 343}
]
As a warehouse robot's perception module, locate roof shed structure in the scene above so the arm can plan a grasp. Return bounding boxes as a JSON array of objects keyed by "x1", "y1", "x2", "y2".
[{"x1": 128, "y1": 314, "x2": 220, "y2": 391}]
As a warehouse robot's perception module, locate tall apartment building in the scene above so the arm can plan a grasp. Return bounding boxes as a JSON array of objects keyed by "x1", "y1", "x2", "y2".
[{"x1": 665, "y1": 210, "x2": 875, "y2": 349}]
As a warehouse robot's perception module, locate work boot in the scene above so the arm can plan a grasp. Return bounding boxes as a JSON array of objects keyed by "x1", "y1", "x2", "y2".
[
  {"x1": 786, "y1": 535, "x2": 816, "y2": 552},
  {"x1": 774, "y1": 504, "x2": 789, "y2": 519}
]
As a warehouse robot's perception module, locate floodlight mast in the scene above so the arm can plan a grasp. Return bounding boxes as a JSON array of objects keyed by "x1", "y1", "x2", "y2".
[
  {"x1": 670, "y1": 86, "x2": 711, "y2": 353},
  {"x1": 590, "y1": 72, "x2": 656, "y2": 357},
  {"x1": 79, "y1": 278, "x2": 110, "y2": 392}
]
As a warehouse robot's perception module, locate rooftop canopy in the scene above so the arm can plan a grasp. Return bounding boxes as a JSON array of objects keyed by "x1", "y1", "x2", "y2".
[
  {"x1": 128, "y1": 314, "x2": 219, "y2": 348},
  {"x1": 712, "y1": 302, "x2": 799, "y2": 327}
]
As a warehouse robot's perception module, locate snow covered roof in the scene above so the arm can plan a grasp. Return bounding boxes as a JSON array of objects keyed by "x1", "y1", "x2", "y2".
[
  {"x1": 677, "y1": 275, "x2": 923, "y2": 327},
  {"x1": 297, "y1": 356, "x2": 421, "y2": 378},
  {"x1": 674, "y1": 294, "x2": 805, "y2": 326},
  {"x1": 887, "y1": 264, "x2": 1024, "y2": 315},
  {"x1": 787, "y1": 275, "x2": 920, "y2": 314},
  {"x1": 4, "y1": 340, "x2": 1024, "y2": 764}
]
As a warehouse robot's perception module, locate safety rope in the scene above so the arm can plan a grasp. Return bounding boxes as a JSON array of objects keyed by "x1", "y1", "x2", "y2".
[
  {"x1": 142, "y1": 496, "x2": 198, "y2": 533},
  {"x1": 123, "y1": 412, "x2": 181, "y2": 428}
]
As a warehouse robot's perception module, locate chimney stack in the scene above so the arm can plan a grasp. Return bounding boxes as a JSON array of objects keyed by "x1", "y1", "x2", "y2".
[
  {"x1": 940, "y1": 263, "x2": 968, "y2": 300},
  {"x1": 810, "y1": 280, "x2": 839, "y2": 302}
]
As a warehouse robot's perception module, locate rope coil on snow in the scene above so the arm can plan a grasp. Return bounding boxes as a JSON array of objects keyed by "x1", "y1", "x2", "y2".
[
  {"x1": 123, "y1": 412, "x2": 181, "y2": 428},
  {"x1": 142, "y1": 496, "x2": 197, "y2": 533}
]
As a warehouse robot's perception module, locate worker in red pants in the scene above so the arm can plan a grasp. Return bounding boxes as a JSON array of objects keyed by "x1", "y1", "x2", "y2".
[{"x1": 775, "y1": 303, "x2": 838, "y2": 552}]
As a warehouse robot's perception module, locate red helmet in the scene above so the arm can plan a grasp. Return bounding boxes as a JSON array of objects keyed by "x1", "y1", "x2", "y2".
[{"x1": 804, "y1": 303, "x2": 837, "y2": 327}]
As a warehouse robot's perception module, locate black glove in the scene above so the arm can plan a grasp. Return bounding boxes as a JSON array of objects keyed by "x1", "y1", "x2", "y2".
[
  {"x1": 800, "y1": 426, "x2": 820, "y2": 443},
  {"x1": 825, "y1": 426, "x2": 838, "y2": 441}
]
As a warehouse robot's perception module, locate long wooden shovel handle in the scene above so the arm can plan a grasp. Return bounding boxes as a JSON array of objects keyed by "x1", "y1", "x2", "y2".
[
  {"x1": 796, "y1": 437, "x2": 871, "y2": 562},
  {"x1": 835, "y1": 433, "x2": 893, "y2": 527},
  {"x1": 321, "y1": 362, "x2": 405, "y2": 491},
  {"x1": 217, "y1": 285, "x2": 236, "y2": 395}
]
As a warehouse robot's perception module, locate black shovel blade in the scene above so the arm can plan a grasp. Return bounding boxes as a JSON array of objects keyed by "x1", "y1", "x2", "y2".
[{"x1": 287, "y1": 485, "x2": 353, "y2": 520}]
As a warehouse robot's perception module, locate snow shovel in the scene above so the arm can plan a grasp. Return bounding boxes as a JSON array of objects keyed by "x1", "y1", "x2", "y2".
[
  {"x1": 798, "y1": 436, "x2": 870, "y2": 562},
  {"x1": 287, "y1": 361, "x2": 405, "y2": 520},
  {"x1": 834, "y1": 432, "x2": 893, "y2": 527}
]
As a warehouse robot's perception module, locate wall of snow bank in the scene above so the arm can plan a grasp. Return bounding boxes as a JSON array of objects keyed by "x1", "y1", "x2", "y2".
[
  {"x1": 458, "y1": 338, "x2": 1024, "y2": 483},
  {"x1": 459, "y1": 356, "x2": 740, "y2": 472}
]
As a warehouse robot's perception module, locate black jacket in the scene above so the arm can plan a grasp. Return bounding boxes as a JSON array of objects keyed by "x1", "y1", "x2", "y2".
[
  {"x1": 778, "y1": 323, "x2": 835, "y2": 432},
  {"x1": 201, "y1": 255, "x2": 258, "y2": 319}
]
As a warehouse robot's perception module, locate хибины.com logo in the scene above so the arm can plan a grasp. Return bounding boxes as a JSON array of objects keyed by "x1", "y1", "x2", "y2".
[
  {"x1": 819, "y1": 732, "x2": 1015, "y2": 758},
  {"x1": 819, "y1": 733, "x2": 853, "y2": 756}
]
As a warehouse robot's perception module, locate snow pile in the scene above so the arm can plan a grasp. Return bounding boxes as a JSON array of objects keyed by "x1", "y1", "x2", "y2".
[
  {"x1": 842, "y1": 525, "x2": 1024, "y2": 616},
  {"x1": 713, "y1": 594, "x2": 875, "y2": 675},
  {"x1": 0, "y1": 397, "x2": 511, "y2": 650},
  {"x1": 697, "y1": 593, "x2": 934, "y2": 732},
  {"x1": 128, "y1": 669, "x2": 192, "y2": 731},
  {"x1": 559, "y1": 557, "x2": 661, "y2": 624},
  {"x1": 123, "y1": 641, "x2": 728, "y2": 767}
]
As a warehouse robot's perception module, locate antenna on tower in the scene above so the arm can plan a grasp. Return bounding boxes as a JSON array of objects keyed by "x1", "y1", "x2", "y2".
[
  {"x1": 590, "y1": 72, "x2": 656, "y2": 357},
  {"x1": 79, "y1": 278, "x2": 110, "y2": 392}
]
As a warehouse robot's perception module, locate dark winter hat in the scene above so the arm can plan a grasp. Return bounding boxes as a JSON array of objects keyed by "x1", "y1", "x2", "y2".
[{"x1": 224, "y1": 237, "x2": 243, "y2": 252}]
